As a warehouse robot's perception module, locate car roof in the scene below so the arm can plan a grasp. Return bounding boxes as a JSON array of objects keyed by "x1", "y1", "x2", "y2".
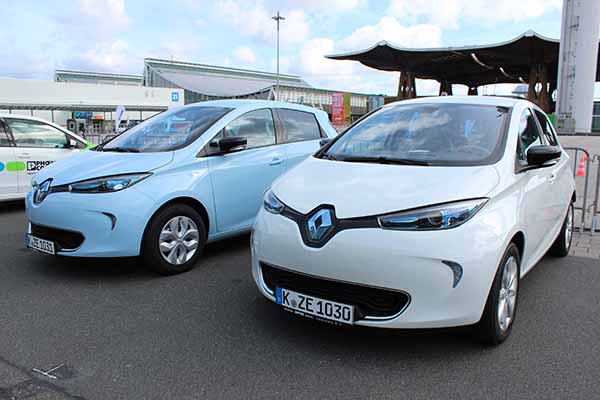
[
  {"x1": 383, "y1": 95, "x2": 533, "y2": 110},
  {"x1": 182, "y1": 99, "x2": 327, "y2": 114},
  {"x1": 0, "y1": 113, "x2": 56, "y2": 122}
]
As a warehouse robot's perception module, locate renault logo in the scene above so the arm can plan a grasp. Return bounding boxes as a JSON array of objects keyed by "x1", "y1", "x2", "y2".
[
  {"x1": 34, "y1": 179, "x2": 52, "y2": 204},
  {"x1": 307, "y1": 208, "x2": 333, "y2": 241}
]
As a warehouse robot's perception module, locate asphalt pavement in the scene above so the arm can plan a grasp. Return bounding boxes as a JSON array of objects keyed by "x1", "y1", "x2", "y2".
[{"x1": 0, "y1": 201, "x2": 599, "y2": 400}]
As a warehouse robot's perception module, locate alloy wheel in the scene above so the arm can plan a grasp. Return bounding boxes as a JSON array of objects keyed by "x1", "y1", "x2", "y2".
[
  {"x1": 497, "y1": 256, "x2": 518, "y2": 332},
  {"x1": 159, "y1": 216, "x2": 200, "y2": 265},
  {"x1": 565, "y1": 205, "x2": 573, "y2": 249}
]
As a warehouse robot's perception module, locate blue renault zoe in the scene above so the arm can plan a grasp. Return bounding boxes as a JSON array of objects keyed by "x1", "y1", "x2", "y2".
[{"x1": 25, "y1": 100, "x2": 336, "y2": 274}]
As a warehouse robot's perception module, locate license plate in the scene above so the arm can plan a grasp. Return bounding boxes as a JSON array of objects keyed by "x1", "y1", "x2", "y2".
[
  {"x1": 276, "y1": 287, "x2": 354, "y2": 325},
  {"x1": 25, "y1": 234, "x2": 55, "y2": 255}
]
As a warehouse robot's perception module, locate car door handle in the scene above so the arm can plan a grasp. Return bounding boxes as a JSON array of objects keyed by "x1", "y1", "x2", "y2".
[
  {"x1": 18, "y1": 153, "x2": 31, "y2": 159},
  {"x1": 549, "y1": 173, "x2": 556, "y2": 184},
  {"x1": 269, "y1": 157, "x2": 283, "y2": 166}
]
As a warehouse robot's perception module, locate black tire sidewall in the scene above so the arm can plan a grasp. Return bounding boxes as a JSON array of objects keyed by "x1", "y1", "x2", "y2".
[
  {"x1": 478, "y1": 243, "x2": 521, "y2": 345},
  {"x1": 550, "y1": 202, "x2": 574, "y2": 257},
  {"x1": 142, "y1": 204, "x2": 207, "y2": 275}
]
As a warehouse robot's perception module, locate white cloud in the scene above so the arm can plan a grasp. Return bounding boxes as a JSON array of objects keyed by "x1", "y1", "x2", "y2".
[
  {"x1": 282, "y1": 0, "x2": 363, "y2": 13},
  {"x1": 76, "y1": 0, "x2": 132, "y2": 30},
  {"x1": 280, "y1": 17, "x2": 443, "y2": 94},
  {"x1": 337, "y1": 17, "x2": 442, "y2": 51},
  {"x1": 71, "y1": 40, "x2": 140, "y2": 74},
  {"x1": 233, "y1": 46, "x2": 257, "y2": 65},
  {"x1": 215, "y1": 1, "x2": 310, "y2": 45},
  {"x1": 388, "y1": 0, "x2": 562, "y2": 29}
]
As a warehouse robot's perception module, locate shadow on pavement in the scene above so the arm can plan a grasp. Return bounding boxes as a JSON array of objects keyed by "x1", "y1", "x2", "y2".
[
  {"x1": 0, "y1": 200, "x2": 25, "y2": 214},
  {"x1": 24, "y1": 232, "x2": 251, "y2": 281}
]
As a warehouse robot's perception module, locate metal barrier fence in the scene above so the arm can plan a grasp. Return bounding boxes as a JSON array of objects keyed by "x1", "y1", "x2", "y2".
[{"x1": 564, "y1": 147, "x2": 590, "y2": 233}]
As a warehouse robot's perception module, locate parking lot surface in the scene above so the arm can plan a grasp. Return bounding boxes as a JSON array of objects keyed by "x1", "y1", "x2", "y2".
[{"x1": 0, "y1": 201, "x2": 599, "y2": 400}]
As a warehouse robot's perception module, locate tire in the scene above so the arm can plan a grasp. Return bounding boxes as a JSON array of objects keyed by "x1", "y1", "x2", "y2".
[
  {"x1": 476, "y1": 243, "x2": 520, "y2": 345},
  {"x1": 141, "y1": 204, "x2": 207, "y2": 275},
  {"x1": 549, "y1": 202, "x2": 574, "y2": 257}
]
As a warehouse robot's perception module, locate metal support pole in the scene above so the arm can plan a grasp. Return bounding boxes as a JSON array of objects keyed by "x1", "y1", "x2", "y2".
[{"x1": 272, "y1": 11, "x2": 285, "y2": 102}]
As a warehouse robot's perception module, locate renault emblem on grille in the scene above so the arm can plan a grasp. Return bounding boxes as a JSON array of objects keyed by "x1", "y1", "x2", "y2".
[{"x1": 307, "y1": 208, "x2": 333, "y2": 241}]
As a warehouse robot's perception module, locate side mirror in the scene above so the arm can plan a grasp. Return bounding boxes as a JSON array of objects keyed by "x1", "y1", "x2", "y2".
[
  {"x1": 218, "y1": 137, "x2": 247, "y2": 153},
  {"x1": 526, "y1": 145, "x2": 561, "y2": 166},
  {"x1": 69, "y1": 139, "x2": 79, "y2": 148},
  {"x1": 319, "y1": 138, "x2": 332, "y2": 147}
]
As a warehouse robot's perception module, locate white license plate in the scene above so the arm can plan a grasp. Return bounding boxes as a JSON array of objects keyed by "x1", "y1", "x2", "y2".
[
  {"x1": 276, "y1": 287, "x2": 354, "y2": 325},
  {"x1": 26, "y1": 234, "x2": 55, "y2": 255}
]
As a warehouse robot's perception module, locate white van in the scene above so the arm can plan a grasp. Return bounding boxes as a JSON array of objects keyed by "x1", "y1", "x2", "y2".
[{"x1": 0, "y1": 114, "x2": 90, "y2": 201}]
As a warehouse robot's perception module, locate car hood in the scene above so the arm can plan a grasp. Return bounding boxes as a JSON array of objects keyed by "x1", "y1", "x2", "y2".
[
  {"x1": 272, "y1": 157, "x2": 501, "y2": 218},
  {"x1": 35, "y1": 150, "x2": 174, "y2": 186}
]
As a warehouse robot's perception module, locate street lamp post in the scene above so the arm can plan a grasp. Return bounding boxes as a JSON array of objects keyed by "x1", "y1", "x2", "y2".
[{"x1": 272, "y1": 11, "x2": 285, "y2": 101}]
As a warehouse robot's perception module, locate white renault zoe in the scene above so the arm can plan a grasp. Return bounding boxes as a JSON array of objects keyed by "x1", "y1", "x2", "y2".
[{"x1": 252, "y1": 96, "x2": 575, "y2": 344}]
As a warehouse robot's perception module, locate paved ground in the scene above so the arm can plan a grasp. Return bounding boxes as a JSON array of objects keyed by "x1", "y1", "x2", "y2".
[{"x1": 0, "y1": 201, "x2": 599, "y2": 400}]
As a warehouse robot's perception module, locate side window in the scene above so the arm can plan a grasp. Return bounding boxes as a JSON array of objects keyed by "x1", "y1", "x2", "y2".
[
  {"x1": 6, "y1": 119, "x2": 68, "y2": 148},
  {"x1": 0, "y1": 121, "x2": 11, "y2": 147},
  {"x1": 278, "y1": 109, "x2": 322, "y2": 143},
  {"x1": 534, "y1": 110, "x2": 558, "y2": 146},
  {"x1": 223, "y1": 109, "x2": 276, "y2": 149},
  {"x1": 517, "y1": 109, "x2": 543, "y2": 161}
]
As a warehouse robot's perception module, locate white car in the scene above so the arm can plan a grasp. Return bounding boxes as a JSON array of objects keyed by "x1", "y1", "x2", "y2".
[
  {"x1": 0, "y1": 114, "x2": 90, "y2": 201},
  {"x1": 252, "y1": 96, "x2": 575, "y2": 345}
]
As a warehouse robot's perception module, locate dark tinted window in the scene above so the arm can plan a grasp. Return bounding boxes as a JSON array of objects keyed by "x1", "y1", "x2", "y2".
[
  {"x1": 102, "y1": 106, "x2": 231, "y2": 152},
  {"x1": 517, "y1": 109, "x2": 543, "y2": 161},
  {"x1": 224, "y1": 109, "x2": 276, "y2": 149},
  {"x1": 6, "y1": 119, "x2": 68, "y2": 148},
  {"x1": 324, "y1": 103, "x2": 510, "y2": 166},
  {"x1": 279, "y1": 109, "x2": 321, "y2": 143},
  {"x1": 534, "y1": 109, "x2": 558, "y2": 146}
]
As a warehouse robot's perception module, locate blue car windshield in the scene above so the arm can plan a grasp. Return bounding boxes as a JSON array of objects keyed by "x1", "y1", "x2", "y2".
[
  {"x1": 101, "y1": 106, "x2": 232, "y2": 152},
  {"x1": 323, "y1": 103, "x2": 510, "y2": 166}
]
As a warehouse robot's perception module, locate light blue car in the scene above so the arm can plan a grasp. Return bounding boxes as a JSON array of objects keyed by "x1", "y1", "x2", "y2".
[{"x1": 25, "y1": 100, "x2": 336, "y2": 274}]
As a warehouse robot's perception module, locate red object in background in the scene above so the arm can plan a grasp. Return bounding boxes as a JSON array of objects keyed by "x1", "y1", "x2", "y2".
[
  {"x1": 576, "y1": 155, "x2": 587, "y2": 177},
  {"x1": 332, "y1": 92, "x2": 344, "y2": 125}
]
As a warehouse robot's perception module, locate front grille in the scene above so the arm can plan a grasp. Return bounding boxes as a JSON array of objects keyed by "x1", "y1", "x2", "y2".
[
  {"x1": 30, "y1": 223, "x2": 84, "y2": 251},
  {"x1": 260, "y1": 262, "x2": 410, "y2": 320}
]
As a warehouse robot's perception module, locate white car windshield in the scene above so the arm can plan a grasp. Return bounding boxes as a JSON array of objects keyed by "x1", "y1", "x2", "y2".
[
  {"x1": 323, "y1": 103, "x2": 510, "y2": 166},
  {"x1": 101, "y1": 106, "x2": 232, "y2": 152}
]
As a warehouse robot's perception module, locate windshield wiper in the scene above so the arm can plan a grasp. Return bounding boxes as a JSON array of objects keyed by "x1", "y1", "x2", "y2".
[
  {"x1": 339, "y1": 156, "x2": 429, "y2": 166},
  {"x1": 102, "y1": 147, "x2": 140, "y2": 153},
  {"x1": 321, "y1": 153, "x2": 337, "y2": 161}
]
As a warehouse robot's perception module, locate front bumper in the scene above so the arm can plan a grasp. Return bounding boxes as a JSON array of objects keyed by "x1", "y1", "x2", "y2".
[
  {"x1": 25, "y1": 187, "x2": 156, "y2": 257},
  {"x1": 251, "y1": 207, "x2": 507, "y2": 329}
]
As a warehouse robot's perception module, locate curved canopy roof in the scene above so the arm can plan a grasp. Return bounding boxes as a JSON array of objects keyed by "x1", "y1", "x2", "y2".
[
  {"x1": 145, "y1": 58, "x2": 311, "y2": 98},
  {"x1": 326, "y1": 30, "x2": 600, "y2": 88}
]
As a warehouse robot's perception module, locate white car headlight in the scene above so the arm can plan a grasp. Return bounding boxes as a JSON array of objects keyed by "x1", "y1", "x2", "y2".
[
  {"x1": 69, "y1": 173, "x2": 151, "y2": 193},
  {"x1": 263, "y1": 190, "x2": 284, "y2": 214},
  {"x1": 378, "y1": 198, "x2": 488, "y2": 230}
]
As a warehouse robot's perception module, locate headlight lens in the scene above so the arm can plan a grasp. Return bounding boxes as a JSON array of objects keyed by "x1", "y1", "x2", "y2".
[
  {"x1": 263, "y1": 190, "x2": 284, "y2": 214},
  {"x1": 378, "y1": 198, "x2": 488, "y2": 230},
  {"x1": 69, "y1": 173, "x2": 151, "y2": 193}
]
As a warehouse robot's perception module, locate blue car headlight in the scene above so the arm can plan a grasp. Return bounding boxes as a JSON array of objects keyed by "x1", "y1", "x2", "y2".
[
  {"x1": 263, "y1": 190, "x2": 284, "y2": 214},
  {"x1": 378, "y1": 198, "x2": 488, "y2": 230},
  {"x1": 68, "y1": 173, "x2": 151, "y2": 193}
]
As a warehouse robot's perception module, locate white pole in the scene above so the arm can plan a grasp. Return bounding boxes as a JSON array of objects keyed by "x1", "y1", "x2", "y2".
[{"x1": 556, "y1": 0, "x2": 600, "y2": 134}]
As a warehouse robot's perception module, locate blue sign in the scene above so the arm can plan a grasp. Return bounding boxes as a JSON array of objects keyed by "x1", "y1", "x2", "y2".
[
  {"x1": 171, "y1": 92, "x2": 180, "y2": 102},
  {"x1": 74, "y1": 111, "x2": 93, "y2": 119}
]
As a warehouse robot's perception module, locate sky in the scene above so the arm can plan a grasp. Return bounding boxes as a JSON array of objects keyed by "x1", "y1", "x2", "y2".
[{"x1": 0, "y1": 0, "x2": 565, "y2": 96}]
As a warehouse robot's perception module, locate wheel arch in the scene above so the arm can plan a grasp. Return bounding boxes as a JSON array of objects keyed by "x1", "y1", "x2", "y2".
[
  {"x1": 143, "y1": 196, "x2": 211, "y2": 241},
  {"x1": 510, "y1": 231, "x2": 525, "y2": 260}
]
